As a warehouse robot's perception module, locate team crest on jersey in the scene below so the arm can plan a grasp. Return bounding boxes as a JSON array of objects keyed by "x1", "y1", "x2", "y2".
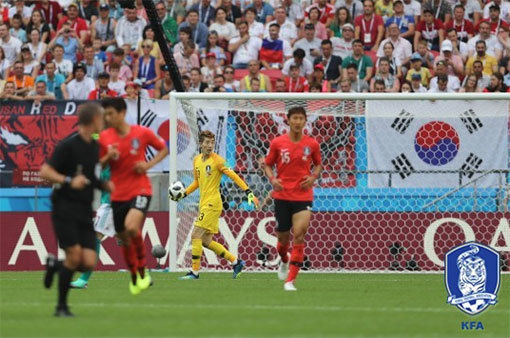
[
  {"x1": 131, "y1": 138, "x2": 140, "y2": 155},
  {"x1": 445, "y1": 242, "x2": 500, "y2": 315},
  {"x1": 205, "y1": 165, "x2": 211, "y2": 176},
  {"x1": 302, "y1": 146, "x2": 311, "y2": 161}
]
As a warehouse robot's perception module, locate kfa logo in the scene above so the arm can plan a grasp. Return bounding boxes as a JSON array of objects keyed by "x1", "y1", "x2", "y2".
[
  {"x1": 444, "y1": 242, "x2": 500, "y2": 315},
  {"x1": 131, "y1": 138, "x2": 140, "y2": 155},
  {"x1": 205, "y1": 165, "x2": 211, "y2": 176},
  {"x1": 302, "y1": 146, "x2": 310, "y2": 161}
]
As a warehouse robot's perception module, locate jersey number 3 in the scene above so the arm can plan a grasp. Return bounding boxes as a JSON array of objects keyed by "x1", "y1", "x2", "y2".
[{"x1": 281, "y1": 148, "x2": 290, "y2": 164}]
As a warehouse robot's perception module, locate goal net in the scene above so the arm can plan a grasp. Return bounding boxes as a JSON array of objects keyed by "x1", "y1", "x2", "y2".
[{"x1": 168, "y1": 93, "x2": 510, "y2": 272}]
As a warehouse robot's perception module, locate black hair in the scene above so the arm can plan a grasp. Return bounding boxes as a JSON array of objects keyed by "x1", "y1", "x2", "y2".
[
  {"x1": 78, "y1": 102, "x2": 103, "y2": 126},
  {"x1": 101, "y1": 97, "x2": 127, "y2": 113},
  {"x1": 287, "y1": 106, "x2": 306, "y2": 119}
]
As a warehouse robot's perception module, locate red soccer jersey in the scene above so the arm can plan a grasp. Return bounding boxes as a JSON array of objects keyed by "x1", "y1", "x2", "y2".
[
  {"x1": 444, "y1": 19, "x2": 474, "y2": 41},
  {"x1": 265, "y1": 133, "x2": 321, "y2": 201},
  {"x1": 99, "y1": 125, "x2": 166, "y2": 201}
]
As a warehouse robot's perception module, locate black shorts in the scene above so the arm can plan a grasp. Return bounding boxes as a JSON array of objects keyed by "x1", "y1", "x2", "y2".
[
  {"x1": 274, "y1": 199, "x2": 313, "y2": 232},
  {"x1": 51, "y1": 200, "x2": 95, "y2": 250},
  {"x1": 111, "y1": 195, "x2": 151, "y2": 233}
]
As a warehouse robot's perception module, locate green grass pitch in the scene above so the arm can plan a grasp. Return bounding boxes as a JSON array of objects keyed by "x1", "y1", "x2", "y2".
[{"x1": 1, "y1": 272, "x2": 509, "y2": 337}]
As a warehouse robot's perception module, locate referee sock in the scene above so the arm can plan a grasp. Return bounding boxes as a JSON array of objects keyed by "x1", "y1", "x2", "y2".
[
  {"x1": 191, "y1": 239, "x2": 203, "y2": 273},
  {"x1": 286, "y1": 243, "x2": 305, "y2": 283},
  {"x1": 277, "y1": 241, "x2": 289, "y2": 263},
  {"x1": 132, "y1": 233, "x2": 146, "y2": 278},
  {"x1": 208, "y1": 241, "x2": 236, "y2": 264},
  {"x1": 58, "y1": 265, "x2": 74, "y2": 308},
  {"x1": 121, "y1": 243, "x2": 138, "y2": 284},
  {"x1": 78, "y1": 238, "x2": 101, "y2": 282}
]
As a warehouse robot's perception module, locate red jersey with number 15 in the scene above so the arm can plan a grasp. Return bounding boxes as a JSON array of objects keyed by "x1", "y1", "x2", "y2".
[
  {"x1": 265, "y1": 133, "x2": 321, "y2": 201},
  {"x1": 99, "y1": 125, "x2": 166, "y2": 202}
]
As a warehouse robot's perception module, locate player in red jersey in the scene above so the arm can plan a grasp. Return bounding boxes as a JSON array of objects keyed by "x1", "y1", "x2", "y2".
[
  {"x1": 99, "y1": 98, "x2": 168, "y2": 295},
  {"x1": 263, "y1": 106, "x2": 322, "y2": 291}
]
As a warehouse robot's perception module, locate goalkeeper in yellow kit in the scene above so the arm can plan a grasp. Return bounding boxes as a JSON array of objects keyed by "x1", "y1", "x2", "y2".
[{"x1": 171, "y1": 130, "x2": 259, "y2": 279}]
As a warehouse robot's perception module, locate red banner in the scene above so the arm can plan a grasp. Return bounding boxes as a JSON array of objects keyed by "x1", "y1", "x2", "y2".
[{"x1": 2, "y1": 212, "x2": 508, "y2": 271}]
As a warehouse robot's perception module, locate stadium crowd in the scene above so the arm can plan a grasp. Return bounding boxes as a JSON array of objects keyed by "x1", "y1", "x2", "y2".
[{"x1": 0, "y1": 0, "x2": 509, "y2": 99}]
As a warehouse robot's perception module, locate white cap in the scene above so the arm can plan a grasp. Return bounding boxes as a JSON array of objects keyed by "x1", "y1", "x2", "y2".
[{"x1": 441, "y1": 40, "x2": 453, "y2": 52}]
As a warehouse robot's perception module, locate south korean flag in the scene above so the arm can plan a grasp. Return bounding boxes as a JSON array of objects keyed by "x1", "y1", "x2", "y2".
[{"x1": 366, "y1": 100, "x2": 508, "y2": 188}]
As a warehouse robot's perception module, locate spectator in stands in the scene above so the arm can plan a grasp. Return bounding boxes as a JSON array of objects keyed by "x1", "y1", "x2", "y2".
[
  {"x1": 51, "y1": 44, "x2": 73, "y2": 83},
  {"x1": 400, "y1": 79, "x2": 412, "y2": 92},
  {"x1": 26, "y1": 29, "x2": 47, "y2": 64},
  {"x1": 281, "y1": 0, "x2": 303, "y2": 27},
  {"x1": 331, "y1": 23, "x2": 354, "y2": 59},
  {"x1": 49, "y1": 21, "x2": 83, "y2": 63},
  {"x1": 34, "y1": 0, "x2": 62, "y2": 31},
  {"x1": 200, "y1": 31, "x2": 226, "y2": 67},
  {"x1": 0, "y1": 81, "x2": 23, "y2": 100},
  {"x1": 457, "y1": 0, "x2": 482, "y2": 27},
  {"x1": 335, "y1": 0, "x2": 364, "y2": 20},
  {"x1": 0, "y1": 47, "x2": 8, "y2": 80},
  {"x1": 305, "y1": 0, "x2": 335, "y2": 27},
  {"x1": 244, "y1": 8, "x2": 264, "y2": 39},
  {"x1": 329, "y1": 7, "x2": 351, "y2": 38},
  {"x1": 310, "y1": 63, "x2": 331, "y2": 92},
  {"x1": 415, "y1": 39, "x2": 435, "y2": 68},
  {"x1": 26, "y1": 80, "x2": 56, "y2": 103},
  {"x1": 301, "y1": 7, "x2": 328, "y2": 41},
  {"x1": 483, "y1": 0, "x2": 510, "y2": 22},
  {"x1": 265, "y1": 6, "x2": 298, "y2": 46},
  {"x1": 7, "y1": 60, "x2": 34, "y2": 97},
  {"x1": 240, "y1": 60, "x2": 272, "y2": 91},
  {"x1": 0, "y1": 23, "x2": 22, "y2": 67},
  {"x1": 137, "y1": 26, "x2": 162, "y2": 60},
  {"x1": 248, "y1": 0, "x2": 275, "y2": 25},
  {"x1": 155, "y1": 65, "x2": 174, "y2": 98},
  {"x1": 375, "y1": 0, "x2": 394, "y2": 22},
  {"x1": 385, "y1": 1, "x2": 414, "y2": 42},
  {"x1": 445, "y1": 5, "x2": 473, "y2": 44},
  {"x1": 92, "y1": 4, "x2": 117, "y2": 52},
  {"x1": 178, "y1": 9, "x2": 209, "y2": 48},
  {"x1": 134, "y1": 0, "x2": 149, "y2": 22},
  {"x1": 221, "y1": 0, "x2": 242, "y2": 25},
  {"x1": 223, "y1": 65, "x2": 240, "y2": 91},
  {"x1": 370, "y1": 56, "x2": 399, "y2": 91},
  {"x1": 483, "y1": 72, "x2": 509, "y2": 92},
  {"x1": 434, "y1": 40, "x2": 465, "y2": 78},
  {"x1": 372, "y1": 78, "x2": 386, "y2": 92},
  {"x1": 342, "y1": 39, "x2": 373, "y2": 82},
  {"x1": 274, "y1": 78, "x2": 287, "y2": 92},
  {"x1": 165, "y1": 0, "x2": 186, "y2": 25},
  {"x1": 174, "y1": 40, "x2": 200, "y2": 76},
  {"x1": 414, "y1": 8, "x2": 444, "y2": 52},
  {"x1": 282, "y1": 48, "x2": 313, "y2": 79},
  {"x1": 205, "y1": 74, "x2": 228, "y2": 92},
  {"x1": 429, "y1": 60, "x2": 460, "y2": 92},
  {"x1": 466, "y1": 40, "x2": 498, "y2": 76},
  {"x1": 479, "y1": 3, "x2": 509, "y2": 35},
  {"x1": 498, "y1": 27, "x2": 510, "y2": 60},
  {"x1": 19, "y1": 46, "x2": 39, "y2": 79},
  {"x1": 189, "y1": 67, "x2": 209, "y2": 92},
  {"x1": 354, "y1": 0, "x2": 384, "y2": 51},
  {"x1": 248, "y1": 77, "x2": 264, "y2": 92},
  {"x1": 191, "y1": 0, "x2": 215, "y2": 27},
  {"x1": 428, "y1": 74, "x2": 452, "y2": 92},
  {"x1": 294, "y1": 23, "x2": 322, "y2": 64},
  {"x1": 468, "y1": 21, "x2": 502, "y2": 59},
  {"x1": 377, "y1": 22, "x2": 412, "y2": 66},
  {"x1": 459, "y1": 74, "x2": 482, "y2": 92},
  {"x1": 134, "y1": 39, "x2": 161, "y2": 89},
  {"x1": 229, "y1": 20, "x2": 263, "y2": 69},
  {"x1": 377, "y1": 41, "x2": 403, "y2": 77},
  {"x1": 409, "y1": 73, "x2": 427, "y2": 92},
  {"x1": 77, "y1": 0, "x2": 99, "y2": 24},
  {"x1": 9, "y1": 14, "x2": 27, "y2": 44},
  {"x1": 88, "y1": 72, "x2": 118, "y2": 100},
  {"x1": 62, "y1": 63, "x2": 96, "y2": 100},
  {"x1": 201, "y1": 52, "x2": 222, "y2": 85},
  {"x1": 345, "y1": 63, "x2": 369, "y2": 92},
  {"x1": 174, "y1": 26, "x2": 196, "y2": 54},
  {"x1": 107, "y1": 0, "x2": 124, "y2": 21},
  {"x1": 260, "y1": 23, "x2": 292, "y2": 69},
  {"x1": 406, "y1": 52, "x2": 431, "y2": 86},
  {"x1": 445, "y1": 28, "x2": 470, "y2": 62},
  {"x1": 314, "y1": 39, "x2": 343, "y2": 88},
  {"x1": 209, "y1": 7, "x2": 238, "y2": 46},
  {"x1": 9, "y1": 1, "x2": 31, "y2": 27},
  {"x1": 57, "y1": 3, "x2": 89, "y2": 45},
  {"x1": 92, "y1": 37, "x2": 108, "y2": 63},
  {"x1": 107, "y1": 48, "x2": 133, "y2": 82},
  {"x1": 83, "y1": 45, "x2": 105, "y2": 81},
  {"x1": 467, "y1": 59, "x2": 491, "y2": 89},
  {"x1": 338, "y1": 78, "x2": 354, "y2": 92},
  {"x1": 502, "y1": 58, "x2": 510, "y2": 86},
  {"x1": 36, "y1": 62, "x2": 64, "y2": 100},
  {"x1": 155, "y1": 1, "x2": 178, "y2": 46},
  {"x1": 308, "y1": 82, "x2": 322, "y2": 92},
  {"x1": 107, "y1": 62, "x2": 126, "y2": 95},
  {"x1": 123, "y1": 81, "x2": 140, "y2": 99},
  {"x1": 115, "y1": 6, "x2": 146, "y2": 50},
  {"x1": 284, "y1": 64, "x2": 309, "y2": 92},
  {"x1": 26, "y1": 9, "x2": 51, "y2": 43},
  {"x1": 422, "y1": 0, "x2": 451, "y2": 24}
]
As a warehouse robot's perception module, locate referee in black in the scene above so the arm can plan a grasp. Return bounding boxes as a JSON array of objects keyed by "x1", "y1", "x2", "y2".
[{"x1": 40, "y1": 102, "x2": 113, "y2": 317}]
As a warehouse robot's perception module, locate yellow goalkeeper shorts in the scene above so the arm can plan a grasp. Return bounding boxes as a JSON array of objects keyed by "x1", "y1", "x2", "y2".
[{"x1": 194, "y1": 208, "x2": 222, "y2": 234}]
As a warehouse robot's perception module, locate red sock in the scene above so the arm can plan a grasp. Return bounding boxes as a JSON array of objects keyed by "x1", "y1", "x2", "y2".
[
  {"x1": 277, "y1": 242, "x2": 289, "y2": 263},
  {"x1": 132, "y1": 232, "x2": 146, "y2": 278},
  {"x1": 286, "y1": 243, "x2": 304, "y2": 283},
  {"x1": 121, "y1": 243, "x2": 138, "y2": 284}
]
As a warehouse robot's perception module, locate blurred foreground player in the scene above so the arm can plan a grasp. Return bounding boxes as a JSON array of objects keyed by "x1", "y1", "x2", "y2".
[
  {"x1": 99, "y1": 98, "x2": 168, "y2": 295},
  {"x1": 171, "y1": 130, "x2": 259, "y2": 280},
  {"x1": 263, "y1": 107, "x2": 322, "y2": 291},
  {"x1": 40, "y1": 102, "x2": 113, "y2": 316}
]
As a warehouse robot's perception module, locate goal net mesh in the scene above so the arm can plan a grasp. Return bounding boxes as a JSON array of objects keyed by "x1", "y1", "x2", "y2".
[{"x1": 171, "y1": 96, "x2": 510, "y2": 272}]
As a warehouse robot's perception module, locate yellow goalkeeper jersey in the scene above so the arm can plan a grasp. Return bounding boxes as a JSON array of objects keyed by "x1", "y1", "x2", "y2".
[{"x1": 185, "y1": 152, "x2": 249, "y2": 210}]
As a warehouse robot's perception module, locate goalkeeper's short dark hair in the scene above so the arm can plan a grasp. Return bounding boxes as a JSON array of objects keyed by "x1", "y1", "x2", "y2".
[
  {"x1": 287, "y1": 106, "x2": 307, "y2": 119},
  {"x1": 199, "y1": 130, "x2": 215, "y2": 143}
]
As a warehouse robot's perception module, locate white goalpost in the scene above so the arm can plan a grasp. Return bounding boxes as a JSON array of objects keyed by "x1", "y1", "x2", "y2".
[{"x1": 168, "y1": 92, "x2": 510, "y2": 273}]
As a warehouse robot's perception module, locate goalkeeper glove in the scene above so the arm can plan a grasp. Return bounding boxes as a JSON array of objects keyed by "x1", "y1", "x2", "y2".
[{"x1": 245, "y1": 189, "x2": 259, "y2": 209}]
